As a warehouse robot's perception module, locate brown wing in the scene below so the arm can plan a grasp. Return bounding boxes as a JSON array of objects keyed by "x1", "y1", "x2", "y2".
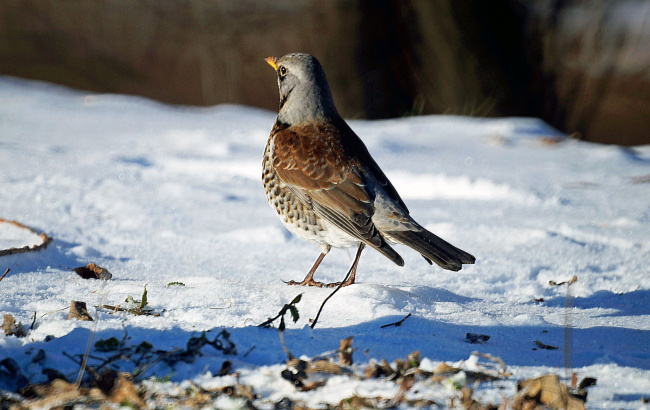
[
  {"x1": 271, "y1": 121, "x2": 403, "y2": 265},
  {"x1": 331, "y1": 117, "x2": 409, "y2": 214}
]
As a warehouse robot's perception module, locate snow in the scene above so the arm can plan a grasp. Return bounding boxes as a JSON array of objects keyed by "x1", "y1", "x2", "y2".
[{"x1": 1, "y1": 76, "x2": 649, "y2": 408}]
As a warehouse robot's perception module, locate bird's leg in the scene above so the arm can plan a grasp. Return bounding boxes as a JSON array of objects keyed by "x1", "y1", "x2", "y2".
[
  {"x1": 326, "y1": 243, "x2": 365, "y2": 287},
  {"x1": 286, "y1": 252, "x2": 328, "y2": 287}
]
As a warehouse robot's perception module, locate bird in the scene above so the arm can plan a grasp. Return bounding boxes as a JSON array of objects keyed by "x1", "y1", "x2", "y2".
[{"x1": 262, "y1": 52, "x2": 475, "y2": 287}]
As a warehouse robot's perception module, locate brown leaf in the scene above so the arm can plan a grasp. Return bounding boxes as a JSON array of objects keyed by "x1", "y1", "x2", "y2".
[
  {"x1": 108, "y1": 373, "x2": 145, "y2": 408},
  {"x1": 2, "y1": 314, "x2": 27, "y2": 337},
  {"x1": 433, "y1": 362, "x2": 461, "y2": 375},
  {"x1": 299, "y1": 379, "x2": 327, "y2": 392},
  {"x1": 308, "y1": 360, "x2": 344, "y2": 375},
  {"x1": 390, "y1": 373, "x2": 415, "y2": 405},
  {"x1": 460, "y1": 386, "x2": 484, "y2": 410},
  {"x1": 20, "y1": 379, "x2": 80, "y2": 408},
  {"x1": 70, "y1": 262, "x2": 112, "y2": 280},
  {"x1": 69, "y1": 300, "x2": 93, "y2": 321},
  {"x1": 338, "y1": 395, "x2": 384, "y2": 409},
  {"x1": 234, "y1": 384, "x2": 255, "y2": 401},
  {"x1": 406, "y1": 350, "x2": 421, "y2": 369},
  {"x1": 96, "y1": 368, "x2": 120, "y2": 395},
  {"x1": 516, "y1": 374, "x2": 585, "y2": 410},
  {"x1": 339, "y1": 336, "x2": 353, "y2": 365},
  {"x1": 431, "y1": 362, "x2": 463, "y2": 383}
]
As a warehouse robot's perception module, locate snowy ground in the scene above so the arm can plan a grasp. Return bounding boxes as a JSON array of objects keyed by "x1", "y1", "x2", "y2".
[{"x1": 0, "y1": 76, "x2": 649, "y2": 408}]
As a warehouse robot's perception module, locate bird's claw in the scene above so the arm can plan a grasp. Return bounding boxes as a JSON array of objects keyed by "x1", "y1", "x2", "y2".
[{"x1": 284, "y1": 278, "x2": 326, "y2": 287}]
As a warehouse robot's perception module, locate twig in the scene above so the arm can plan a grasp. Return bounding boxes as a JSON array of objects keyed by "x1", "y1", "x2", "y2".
[
  {"x1": 0, "y1": 268, "x2": 9, "y2": 283},
  {"x1": 278, "y1": 329, "x2": 294, "y2": 360},
  {"x1": 310, "y1": 244, "x2": 364, "y2": 329},
  {"x1": 242, "y1": 345, "x2": 256, "y2": 358},
  {"x1": 62, "y1": 351, "x2": 82, "y2": 365},
  {"x1": 381, "y1": 313, "x2": 412, "y2": 328},
  {"x1": 257, "y1": 309, "x2": 288, "y2": 328},
  {"x1": 0, "y1": 219, "x2": 52, "y2": 256},
  {"x1": 257, "y1": 294, "x2": 301, "y2": 328},
  {"x1": 534, "y1": 340, "x2": 559, "y2": 350},
  {"x1": 30, "y1": 311, "x2": 37, "y2": 330},
  {"x1": 40, "y1": 306, "x2": 69, "y2": 319},
  {"x1": 310, "y1": 278, "x2": 347, "y2": 329},
  {"x1": 96, "y1": 304, "x2": 159, "y2": 316},
  {"x1": 133, "y1": 348, "x2": 182, "y2": 382}
]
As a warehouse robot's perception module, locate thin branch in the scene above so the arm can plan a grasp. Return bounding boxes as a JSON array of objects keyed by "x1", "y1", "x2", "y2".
[
  {"x1": 311, "y1": 244, "x2": 364, "y2": 329},
  {"x1": 133, "y1": 348, "x2": 182, "y2": 382},
  {"x1": 30, "y1": 311, "x2": 37, "y2": 331},
  {"x1": 311, "y1": 271, "x2": 350, "y2": 329},
  {"x1": 242, "y1": 345, "x2": 256, "y2": 358},
  {"x1": 381, "y1": 313, "x2": 412, "y2": 328},
  {"x1": 0, "y1": 219, "x2": 52, "y2": 257},
  {"x1": 0, "y1": 268, "x2": 9, "y2": 283},
  {"x1": 278, "y1": 329, "x2": 294, "y2": 360}
]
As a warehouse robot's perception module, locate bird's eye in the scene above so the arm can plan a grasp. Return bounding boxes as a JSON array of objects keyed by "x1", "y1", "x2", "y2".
[{"x1": 279, "y1": 66, "x2": 287, "y2": 77}]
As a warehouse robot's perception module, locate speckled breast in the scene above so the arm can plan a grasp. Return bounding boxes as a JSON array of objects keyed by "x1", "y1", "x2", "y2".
[{"x1": 262, "y1": 137, "x2": 327, "y2": 245}]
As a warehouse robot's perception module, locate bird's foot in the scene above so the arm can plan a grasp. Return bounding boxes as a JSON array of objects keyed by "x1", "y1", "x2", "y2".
[
  {"x1": 284, "y1": 278, "x2": 326, "y2": 287},
  {"x1": 324, "y1": 278, "x2": 355, "y2": 288}
]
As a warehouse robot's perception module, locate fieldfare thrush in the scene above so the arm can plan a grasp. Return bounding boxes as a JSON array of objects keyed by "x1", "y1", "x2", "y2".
[{"x1": 263, "y1": 53, "x2": 475, "y2": 287}]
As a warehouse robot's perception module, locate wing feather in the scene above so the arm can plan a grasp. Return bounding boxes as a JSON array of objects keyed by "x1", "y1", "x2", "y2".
[{"x1": 271, "y1": 122, "x2": 398, "y2": 259}]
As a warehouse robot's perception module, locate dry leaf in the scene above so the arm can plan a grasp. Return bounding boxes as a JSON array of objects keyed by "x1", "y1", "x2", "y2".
[
  {"x1": 390, "y1": 373, "x2": 415, "y2": 405},
  {"x1": 20, "y1": 379, "x2": 80, "y2": 408},
  {"x1": 308, "y1": 360, "x2": 344, "y2": 375},
  {"x1": 433, "y1": 362, "x2": 461, "y2": 375},
  {"x1": 299, "y1": 379, "x2": 327, "y2": 392},
  {"x1": 70, "y1": 263, "x2": 112, "y2": 280},
  {"x1": 339, "y1": 336, "x2": 353, "y2": 365},
  {"x1": 339, "y1": 395, "x2": 384, "y2": 409},
  {"x1": 2, "y1": 314, "x2": 27, "y2": 337},
  {"x1": 516, "y1": 374, "x2": 585, "y2": 410},
  {"x1": 68, "y1": 300, "x2": 93, "y2": 321},
  {"x1": 108, "y1": 373, "x2": 145, "y2": 407}
]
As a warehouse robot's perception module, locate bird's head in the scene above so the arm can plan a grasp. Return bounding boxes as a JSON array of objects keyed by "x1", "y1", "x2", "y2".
[{"x1": 265, "y1": 53, "x2": 338, "y2": 126}]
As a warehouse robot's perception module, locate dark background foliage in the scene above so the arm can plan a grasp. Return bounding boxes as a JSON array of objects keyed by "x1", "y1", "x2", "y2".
[{"x1": 1, "y1": 0, "x2": 648, "y2": 145}]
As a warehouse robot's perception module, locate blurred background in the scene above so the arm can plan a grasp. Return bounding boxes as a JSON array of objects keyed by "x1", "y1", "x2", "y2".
[{"x1": 1, "y1": 0, "x2": 649, "y2": 145}]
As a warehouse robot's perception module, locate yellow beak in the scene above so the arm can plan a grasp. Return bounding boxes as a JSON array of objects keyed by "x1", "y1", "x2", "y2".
[{"x1": 265, "y1": 56, "x2": 278, "y2": 70}]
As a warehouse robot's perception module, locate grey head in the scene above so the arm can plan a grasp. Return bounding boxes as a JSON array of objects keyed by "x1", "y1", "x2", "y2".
[{"x1": 265, "y1": 53, "x2": 339, "y2": 126}]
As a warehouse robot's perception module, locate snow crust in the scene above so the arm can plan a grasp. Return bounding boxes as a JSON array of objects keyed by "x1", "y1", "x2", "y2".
[{"x1": 0, "y1": 76, "x2": 649, "y2": 408}]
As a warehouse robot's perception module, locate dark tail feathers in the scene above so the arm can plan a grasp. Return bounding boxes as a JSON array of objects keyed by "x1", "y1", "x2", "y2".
[
  {"x1": 388, "y1": 229, "x2": 475, "y2": 271},
  {"x1": 372, "y1": 239, "x2": 405, "y2": 267}
]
